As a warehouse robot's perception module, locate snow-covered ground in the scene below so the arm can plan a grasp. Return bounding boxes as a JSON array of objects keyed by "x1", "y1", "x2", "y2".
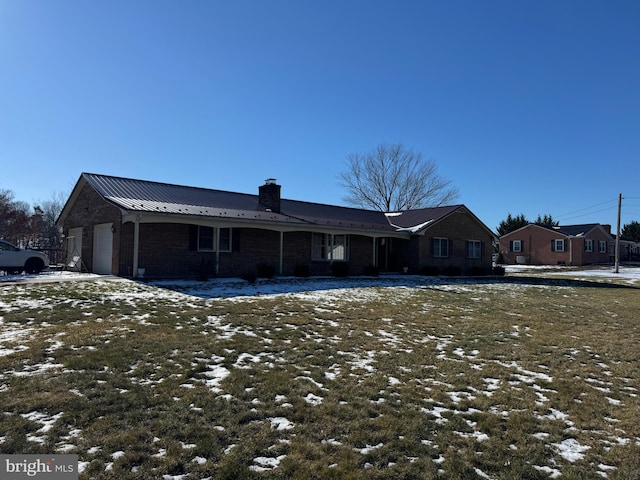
[
  {"x1": 1, "y1": 264, "x2": 639, "y2": 297},
  {"x1": 1, "y1": 265, "x2": 639, "y2": 478}
]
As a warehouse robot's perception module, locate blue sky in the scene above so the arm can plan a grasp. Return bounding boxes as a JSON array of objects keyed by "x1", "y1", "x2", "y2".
[{"x1": 1, "y1": 1, "x2": 639, "y2": 232}]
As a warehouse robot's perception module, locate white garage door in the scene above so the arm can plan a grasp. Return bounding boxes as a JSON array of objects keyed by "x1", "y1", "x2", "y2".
[{"x1": 93, "y1": 223, "x2": 113, "y2": 275}]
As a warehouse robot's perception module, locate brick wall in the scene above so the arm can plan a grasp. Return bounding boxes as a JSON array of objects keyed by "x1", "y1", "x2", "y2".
[
  {"x1": 62, "y1": 185, "x2": 493, "y2": 278},
  {"x1": 61, "y1": 183, "x2": 122, "y2": 274},
  {"x1": 499, "y1": 225, "x2": 613, "y2": 266},
  {"x1": 414, "y1": 210, "x2": 494, "y2": 274},
  {"x1": 120, "y1": 223, "x2": 217, "y2": 278}
]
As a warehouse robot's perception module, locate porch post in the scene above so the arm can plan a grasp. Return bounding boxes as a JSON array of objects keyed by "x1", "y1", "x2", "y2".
[
  {"x1": 372, "y1": 237, "x2": 376, "y2": 266},
  {"x1": 279, "y1": 231, "x2": 284, "y2": 275},
  {"x1": 132, "y1": 218, "x2": 140, "y2": 277},
  {"x1": 215, "y1": 228, "x2": 220, "y2": 276}
]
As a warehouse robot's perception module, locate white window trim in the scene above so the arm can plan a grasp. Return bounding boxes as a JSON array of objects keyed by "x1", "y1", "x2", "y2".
[
  {"x1": 512, "y1": 240, "x2": 522, "y2": 253},
  {"x1": 433, "y1": 237, "x2": 449, "y2": 258},
  {"x1": 598, "y1": 240, "x2": 607, "y2": 253},
  {"x1": 198, "y1": 226, "x2": 215, "y2": 252},
  {"x1": 312, "y1": 233, "x2": 349, "y2": 261},
  {"x1": 218, "y1": 228, "x2": 232, "y2": 253},
  {"x1": 467, "y1": 240, "x2": 482, "y2": 259},
  {"x1": 198, "y1": 226, "x2": 232, "y2": 252},
  {"x1": 585, "y1": 239, "x2": 593, "y2": 252},
  {"x1": 554, "y1": 239, "x2": 565, "y2": 252}
]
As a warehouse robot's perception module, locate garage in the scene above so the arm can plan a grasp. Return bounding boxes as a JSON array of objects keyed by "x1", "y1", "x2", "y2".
[{"x1": 93, "y1": 223, "x2": 113, "y2": 274}]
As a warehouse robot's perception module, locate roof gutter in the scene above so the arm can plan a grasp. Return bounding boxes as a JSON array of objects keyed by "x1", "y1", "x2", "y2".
[{"x1": 120, "y1": 211, "x2": 411, "y2": 239}]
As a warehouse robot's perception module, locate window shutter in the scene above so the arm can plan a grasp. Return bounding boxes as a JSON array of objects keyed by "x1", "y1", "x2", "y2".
[
  {"x1": 481, "y1": 241, "x2": 485, "y2": 258},
  {"x1": 551, "y1": 240, "x2": 555, "y2": 252},
  {"x1": 564, "y1": 239, "x2": 568, "y2": 251},
  {"x1": 509, "y1": 240, "x2": 513, "y2": 251},
  {"x1": 521, "y1": 240, "x2": 524, "y2": 251},
  {"x1": 430, "y1": 238, "x2": 435, "y2": 256},
  {"x1": 232, "y1": 228, "x2": 240, "y2": 252},
  {"x1": 189, "y1": 225, "x2": 198, "y2": 251}
]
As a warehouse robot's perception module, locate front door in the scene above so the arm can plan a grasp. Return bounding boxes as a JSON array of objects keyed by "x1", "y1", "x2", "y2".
[{"x1": 377, "y1": 238, "x2": 390, "y2": 271}]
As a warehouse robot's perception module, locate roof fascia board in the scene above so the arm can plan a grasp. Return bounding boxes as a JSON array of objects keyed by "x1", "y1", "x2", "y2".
[
  {"x1": 422, "y1": 205, "x2": 497, "y2": 240},
  {"x1": 392, "y1": 207, "x2": 456, "y2": 236},
  {"x1": 121, "y1": 212, "x2": 410, "y2": 238},
  {"x1": 456, "y1": 205, "x2": 498, "y2": 240},
  {"x1": 56, "y1": 175, "x2": 88, "y2": 226},
  {"x1": 591, "y1": 224, "x2": 614, "y2": 239},
  {"x1": 502, "y1": 223, "x2": 558, "y2": 238}
]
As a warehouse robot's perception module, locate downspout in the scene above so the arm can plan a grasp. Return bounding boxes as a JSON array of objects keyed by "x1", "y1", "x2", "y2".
[{"x1": 569, "y1": 237, "x2": 573, "y2": 265}]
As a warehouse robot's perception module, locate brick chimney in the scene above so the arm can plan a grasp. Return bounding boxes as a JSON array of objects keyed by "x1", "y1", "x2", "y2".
[{"x1": 258, "y1": 178, "x2": 281, "y2": 213}]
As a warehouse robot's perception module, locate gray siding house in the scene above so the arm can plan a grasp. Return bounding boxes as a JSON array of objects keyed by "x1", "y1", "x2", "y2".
[{"x1": 57, "y1": 173, "x2": 495, "y2": 279}]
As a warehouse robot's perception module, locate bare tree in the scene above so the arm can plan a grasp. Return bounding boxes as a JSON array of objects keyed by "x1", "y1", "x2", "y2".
[
  {"x1": 338, "y1": 143, "x2": 459, "y2": 212},
  {"x1": 1, "y1": 189, "x2": 66, "y2": 262},
  {"x1": 0, "y1": 189, "x2": 32, "y2": 246},
  {"x1": 33, "y1": 191, "x2": 66, "y2": 251}
]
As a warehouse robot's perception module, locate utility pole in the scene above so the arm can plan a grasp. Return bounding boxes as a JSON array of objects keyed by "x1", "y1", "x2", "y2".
[{"x1": 614, "y1": 193, "x2": 622, "y2": 273}]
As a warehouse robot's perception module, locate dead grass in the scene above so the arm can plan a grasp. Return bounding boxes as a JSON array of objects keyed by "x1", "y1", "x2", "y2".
[{"x1": 1, "y1": 275, "x2": 639, "y2": 479}]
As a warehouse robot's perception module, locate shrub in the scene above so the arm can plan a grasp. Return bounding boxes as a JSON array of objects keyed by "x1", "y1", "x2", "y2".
[
  {"x1": 493, "y1": 265, "x2": 506, "y2": 276},
  {"x1": 421, "y1": 265, "x2": 439, "y2": 276},
  {"x1": 442, "y1": 266, "x2": 461, "y2": 276},
  {"x1": 468, "y1": 266, "x2": 488, "y2": 276},
  {"x1": 193, "y1": 258, "x2": 215, "y2": 281},
  {"x1": 256, "y1": 263, "x2": 276, "y2": 278},
  {"x1": 496, "y1": 252, "x2": 505, "y2": 264},
  {"x1": 331, "y1": 262, "x2": 349, "y2": 277},
  {"x1": 363, "y1": 264, "x2": 379, "y2": 277},
  {"x1": 241, "y1": 270, "x2": 257, "y2": 284},
  {"x1": 293, "y1": 264, "x2": 311, "y2": 277}
]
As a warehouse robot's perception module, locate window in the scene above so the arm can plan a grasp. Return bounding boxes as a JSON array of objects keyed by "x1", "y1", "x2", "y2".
[
  {"x1": 331, "y1": 235, "x2": 347, "y2": 261},
  {"x1": 312, "y1": 233, "x2": 349, "y2": 261},
  {"x1": 599, "y1": 240, "x2": 607, "y2": 253},
  {"x1": 585, "y1": 239, "x2": 593, "y2": 252},
  {"x1": 466, "y1": 240, "x2": 482, "y2": 259},
  {"x1": 510, "y1": 240, "x2": 522, "y2": 252},
  {"x1": 193, "y1": 226, "x2": 232, "y2": 252},
  {"x1": 0, "y1": 241, "x2": 20, "y2": 252},
  {"x1": 552, "y1": 239, "x2": 565, "y2": 252},
  {"x1": 219, "y1": 228, "x2": 231, "y2": 252},
  {"x1": 432, "y1": 237, "x2": 449, "y2": 257},
  {"x1": 198, "y1": 226, "x2": 214, "y2": 251}
]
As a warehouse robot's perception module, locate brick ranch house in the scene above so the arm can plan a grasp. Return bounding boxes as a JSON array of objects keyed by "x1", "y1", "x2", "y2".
[
  {"x1": 498, "y1": 223, "x2": 614, "y2": 266},
  {"x1": 57, "y1": 173, "x2": 496, "y2": 279}
]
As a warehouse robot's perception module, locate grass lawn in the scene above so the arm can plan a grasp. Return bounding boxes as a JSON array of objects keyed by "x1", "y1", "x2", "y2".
[{"x1": 1, "y1": 273, "x2": 639, "y2": 479}]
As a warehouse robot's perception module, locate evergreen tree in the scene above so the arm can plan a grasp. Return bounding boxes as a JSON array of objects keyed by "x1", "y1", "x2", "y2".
[
  {"x1": 497, "y1": 213, "x2": 529, "y2": 236},
  {"x1": 621, "y1": 220, "x2": 640, "y2": 242},
  {"x1": 534, "y1": 214, "x2": 559, "y2": 228}
]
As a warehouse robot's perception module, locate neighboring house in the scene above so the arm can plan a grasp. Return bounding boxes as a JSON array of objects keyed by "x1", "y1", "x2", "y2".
[
  {"x1": 57, "y1": 173, "x2": 496, "y2": 279},
  {"x1": 616, "y1": 238, "x2": 640, "y2": 261},
  {"x1": 499, "y1": 223, "x2": 614, "y2": 266}
]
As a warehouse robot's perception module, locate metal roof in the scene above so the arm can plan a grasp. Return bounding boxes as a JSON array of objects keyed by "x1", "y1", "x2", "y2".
[
  {"x1": 553, "y1": 224, "x2": 602, "y2": 237},
  {"x1": 78, "y1": 173, "x2": 467, "y2": 234}
]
